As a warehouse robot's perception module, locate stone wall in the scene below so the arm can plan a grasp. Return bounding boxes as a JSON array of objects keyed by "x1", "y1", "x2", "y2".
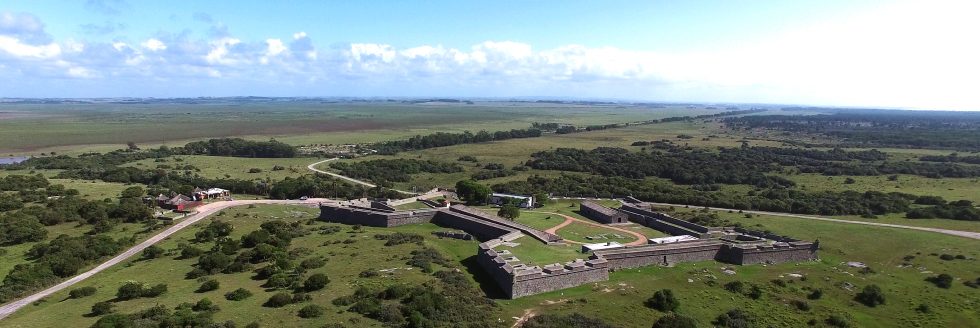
[
  {"x1": 592, "y1": 240, "x2": 725, "y2": 269},
  {"x1": 718, "y1": 242, "x2": 818, "y2": 265},
  {"x1": 580, "y1": 201, "x2": 629, "y2": 224},
  {"x1": 477, "y1": 242, "x2": 609, "y2": 299}
]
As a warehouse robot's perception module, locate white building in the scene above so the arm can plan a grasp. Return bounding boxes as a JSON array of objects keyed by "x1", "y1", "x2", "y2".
[
  {"x1": 581, "y1": 241, "x2": 624, "y2": 253},
  {"x1": 489, "y1": 193, "x2": 534, "y2": 208},
  {"x1": 648, "y1": 235, "x2": 698, "y2": 244}
]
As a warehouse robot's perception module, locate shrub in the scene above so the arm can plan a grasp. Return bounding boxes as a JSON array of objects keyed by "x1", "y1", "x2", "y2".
[
  {"x1": 142, "y1": 283, "x2": 167, "y2": 297},
  {"x1": 713, "y1": 309, "x2": 754, "y2": 328},
  {"x1": 926, "y1": 273, "x2": 954, "y2": 289},
  {"x1": 304, "y1": 273, "x2": 330, "y2": 291},
  {"x1": 196, "y1": 279, "x2": 220, "y2": 293},
  {"x1": 825, "y1": 315, "x2": 851, "y2": 328},
  {"x1": 142, "y1": 245, "x2": 165, "y2": 259},
  {"x1": 855, "y1": 284, "x2": 885, "y2": 307},
  {"x1": 116, "y1": 282, "x2": 144, "y2": 300},
  {"x1": 91, "y1": 301, "x2": 114, "y2": 316},
  {"x1": 807, "y1": 289, "x2": 823, "y2": 300},
  {"x1": 939, "y1": 254, "x2": 956, "y2": 261},
  {"x1": 723, "y1": 281, "x2": 744, "y2": 293},
  {"x1": 69, "y1": 286, "x2": 97, "y2": 299},
  {"x1": 193, "y1": 298, "x2": 220, "y2": 312},
  {"x1": 299, "y1": 258, "x2": 326, "y2": 270},
  {"x1": 359, "y1": 270, "x2": 379, "y2": 278},
  {"x1": 297, "y1": 304, "x2": 324, "y2": 318},
  {"x1": 644, "y1": 289, "x2": 680, "y2": 312},
  {"x1": 652, "y1": 313, "x2": 698, "y2": 328},
  {"x1": 263, "y1": 292, "x2": 292, "y2": 307},
  {"x1": 225, "y1": 288, "x2": 253, "y2": 301},
  {"x1": 179, "y1": 245, "x2": 205, "y2": 259},
  {"x1": 746, "y1": 284, "x2": 763, "y2": 299},
  {"x1": 248, "y1": 168, "x2": 262, "y2": 173},
  {"x1": 916, "y1": 304, "x2": 931, "y2": 313},
  {"x1": 791, "y1": 299, "x2": 811, "y2": 311}
]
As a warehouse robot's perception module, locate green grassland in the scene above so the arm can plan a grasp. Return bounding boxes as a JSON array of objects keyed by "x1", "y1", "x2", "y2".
[
  {"x1": 123, "y1": 155, "x2": 315, "y2": 181},
  {"x1": 0, "y1": 221, "x2": 149, "y2": 280},
  {"x1": 788, "y1": 173, "x2": 980, "y2": 204}
]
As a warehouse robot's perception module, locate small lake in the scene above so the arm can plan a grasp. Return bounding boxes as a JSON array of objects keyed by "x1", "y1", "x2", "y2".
[{"x1": 0, "y1": 156, "x2": 28, "y2": 165}]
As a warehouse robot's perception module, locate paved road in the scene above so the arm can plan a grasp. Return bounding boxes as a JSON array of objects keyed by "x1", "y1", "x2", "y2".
[
  {"x1": 532, "y1": 211, "x2": 648, "y2": 246},
  {"x1": 307, "y1": 158, "x2": 417, "y2": 195},
  {"x1": 0, "y1": 198, "x2": 333, "y2": 320}
]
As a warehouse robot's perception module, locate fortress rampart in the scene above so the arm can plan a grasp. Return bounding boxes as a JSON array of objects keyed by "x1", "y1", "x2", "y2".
[
  {"x1": 318, "y1": 200, "x2": 817, "y2": 299},
  {"x1": 579, "y1": 201, "x2": 629, "y2": 224}
]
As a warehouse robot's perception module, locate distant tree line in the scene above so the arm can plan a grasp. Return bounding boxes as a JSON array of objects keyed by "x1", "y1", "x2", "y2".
[
  {"x1": 369, "y1": 128, "x2": 542, "y2": 155},
  {"x1": 493, "y1": 174, "x2": 916, "y2": 217},
  {"x1": 182, "y1": 138, "x2": 297, "y2": 158},
  {"x1": 724, "y1": 111, "x2": 980, "y2": 151},
  {"x1": 919, "y1": 153, "x2": 980, "y2": 165},
  {"x1": 328, "y1": 159, "x2": 463, "y2": 186},
  {"x1": 268, "y1": 175, "x2": 403, "y2": 200},
  {"x1": 526, "y1": 146, "x2": 980, "y2": 185},
  {"x1": 532, "y1": 109, "x2": 768, "y2": 135}
]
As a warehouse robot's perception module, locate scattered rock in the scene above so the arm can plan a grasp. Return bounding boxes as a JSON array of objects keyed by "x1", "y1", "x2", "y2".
[{"x1": 722, "y1": 269, "x2": 737, "y2": 275}]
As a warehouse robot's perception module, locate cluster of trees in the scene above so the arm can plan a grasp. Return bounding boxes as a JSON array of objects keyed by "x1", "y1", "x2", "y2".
[
  {"x1": 328, "y1": 159, "x2": 462, "y2": 185},
  {"x1": 369, "y1": 128, "x2": 542, "y2": 154},
  {"x1": 455, "y1": 180, "x2": 491, "y2": 205},
  {"x1": 91, "y1": 302, "x2": 228, "y2": 328},
  {"x1": 333, "y1": 270, "x2": 498, "y2": 327},
  {"x1": 269, "y1": 175, "x2": 403, "y2": 200},
  {"x1": 725, "y1": 110, "x2": 980, "y2": 151},
  {"x1": 907, "y1": 201, "x2": 979, "y2": 221},
  {"x1": 183, "y1": 138, "x2": 297, "y2": 158},
  {"x1": 0, "y1": 234, "x2": 129, "y2": 302},
  {"x1": 920, "y1": 153, "x2": 980, "y2": 165},
  {"x1": 493, "y1": 174, "x2": 917, "y2": 216}
]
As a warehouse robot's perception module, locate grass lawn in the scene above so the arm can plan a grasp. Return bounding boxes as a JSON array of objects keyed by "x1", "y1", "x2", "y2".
[
  {"x1": 554, "y1": 222, "x2": 639, "y2": 244},
  {"x1": 392, "y1": 201, "x2": 432, "y2": 210},
  {"x1": 513, "y1": 211, "x2": 565, "y2": 231}
]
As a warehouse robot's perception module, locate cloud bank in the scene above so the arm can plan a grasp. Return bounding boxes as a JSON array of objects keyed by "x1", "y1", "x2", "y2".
[{"x1": 1, "y1": 1, "x2": 979, "y2": 110}]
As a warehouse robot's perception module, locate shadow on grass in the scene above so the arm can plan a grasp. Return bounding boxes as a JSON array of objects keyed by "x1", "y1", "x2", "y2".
[{"x1": 459, "y1": 255, "x2": 507, "y2": 300}]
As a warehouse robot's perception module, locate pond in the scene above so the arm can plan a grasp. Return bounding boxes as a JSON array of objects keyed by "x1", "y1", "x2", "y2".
[{"x1": 0, "y1": 156, "x2": 28, "y2": 165}]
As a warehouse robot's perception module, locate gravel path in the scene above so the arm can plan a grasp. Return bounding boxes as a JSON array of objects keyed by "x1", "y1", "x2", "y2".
[
  {"x1": 0, "y1": 198, "x2": 332, "y2": 320},
  {"x1": 531, "y1": 211, "x2": 649, "y2": 246}
]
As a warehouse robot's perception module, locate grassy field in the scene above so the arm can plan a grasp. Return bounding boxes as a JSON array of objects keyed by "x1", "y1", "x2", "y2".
[
  {"x1": 787, "y1": 173, "x2": 980, "y2": 204},
  {"x1": 123, "y1": 155, "x2": 315, "y2": 181},
  {"x1": 0, "y1": 221, "x2": 150, "y2": 280}
]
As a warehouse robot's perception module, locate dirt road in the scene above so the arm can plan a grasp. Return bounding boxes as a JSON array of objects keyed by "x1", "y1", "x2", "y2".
[
  {"x1": 307, "y1": 158, "x2": 417, "y2": 195},
  {"x1": 0, "y1": 198, "x2": 332, "y2": 320},
  {"x1": 532, "y1": 211, "x2": 648, "y2": 246}
]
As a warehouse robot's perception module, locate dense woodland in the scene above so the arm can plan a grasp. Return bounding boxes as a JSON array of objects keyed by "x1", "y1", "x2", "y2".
[
  {"x1": 494, "y1": 174, "x2": 926, "y2": 218},
  {"x1": 328, "y1": 159, "x2": 463, "y2": 186},
  {"x1": 369, "y1": 128, "x2": 542, "y2": 155},
  {"x1": 527, "y1": 146, "x2": 980, "y2": 187},
  {"x1": 724, "y1": 110, "x2": 980, "y2": 151}
]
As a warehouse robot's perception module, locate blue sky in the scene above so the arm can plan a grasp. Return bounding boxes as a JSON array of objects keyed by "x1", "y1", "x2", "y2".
[{"x1": 1, "y1": 0, "x2": 978, "y2": 110}]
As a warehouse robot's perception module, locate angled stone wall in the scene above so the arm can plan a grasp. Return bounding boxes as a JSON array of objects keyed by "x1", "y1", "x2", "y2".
[{"x1": 580, "y1": 201, "x2": 629, "y2": 224}]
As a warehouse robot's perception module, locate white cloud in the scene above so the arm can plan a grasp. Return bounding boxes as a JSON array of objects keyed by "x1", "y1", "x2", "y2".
[
  {"x1": 141, "y1": 38, "x2": 166, "y2": 51},
  {"x1": 0, "y1": 35, "x2": 61, "y2": 59}
]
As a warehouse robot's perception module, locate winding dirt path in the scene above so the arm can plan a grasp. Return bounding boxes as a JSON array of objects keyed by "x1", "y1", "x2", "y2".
[
  {"x1": 530, "y1": 211, "x2": 648, "y2": 246},
  {"x1": 307, "y1": 158, "x2": 417, "y2": 195},
  {"x1": 0, "y1": 198, "x2": 333, "y2": 320}
]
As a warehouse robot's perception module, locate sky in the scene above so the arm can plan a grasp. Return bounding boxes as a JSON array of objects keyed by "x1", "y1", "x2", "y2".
[{"x1": 0, "y1": 0, "x2": 978, "y2": 110}]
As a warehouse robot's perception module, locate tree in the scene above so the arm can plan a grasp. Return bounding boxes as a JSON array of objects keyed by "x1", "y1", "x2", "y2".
[
  {"x1": 120, "y1": 186, "x2": 145, "y2": 199},
  {"x1": 0, "y1": 213, "x2": 48, "y2": 245},
  {"x1": 855, "y1": 284, "x2": 886, "y2": 307},
  {"x1": 297, "y1": 304, "x2": 324, "y2": 318},
  {"x1": 652, "y1": 313, "x2": 697, "y2": 328},
  {"x1": 645, "y1": 289, "x2": 679, "y2": 312},
  {"x1": 91, "y1": 301, "x2": 114, "y2": 316},
  {"x1": 196, "y1": 279, "x2": 220, "y2": 293},
  {"x1": 927, "y1": 273, "x2": 954, "y2": 289},
  {"x1": 116, "y1": 281, "x2": 144, "y2": 300},
  {"x1": 263, "y1": 292, "x2": 292, "y2": 307},
  {"x1": 497, "y1": 205, "x2": 520, "y2": 220},
  {"x1": 304, "y1": 273, "x2": 330, "y2": 291},
  {"x1": 142, "y1": 245, "x2": 165, "y2": 260},
  {"x1": 455, "y1": 180, "x2": 491, "y2": 205}
]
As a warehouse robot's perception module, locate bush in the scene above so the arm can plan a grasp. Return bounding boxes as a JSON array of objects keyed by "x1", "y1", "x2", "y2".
[
  {"x1": 91, "y1": 301, "x2": 114, "y2": 316},
  {"x1": 825, "y1": 315, "x2": 851, "y2": 328},
  {"x1": 723, "y1": 281, "x2": 744, "y2": 293},
  {"x1": 926, "y1": 273, "x2": 954, "y2": 289},
  {"x1": 248, "y1": 168, "x2": 262, "y2": 173},
  {"x1": 652, "y1": 313, "x2": 698, "y2": 328},
  {"x1": 142, "y1": 245, "x2": 165, "y2": 259},
  {"x1": 791, "y1": 299, "x2": 811, "y2": 311},
  {"x1": 523, "y1": 313, "x2": 618, "y2": 328},
  {"x1": 225, "y1": 288, "x2": 253, "y2": 301},
  {"x1": 297, "y1": 304, "x2": 324, "y2": 318},
  {"x1": 939, "y1": 254, "x2": 956, "y2": 261},
  {"x1": 196, "y1": 279, "x2": 220, "y2": 293},
  {"x1": 855, "y1": 284, "x2": 885, "y2": 307},
  {"x1": 69, "y1": 286, "x2": 97, "y2": 299},
  {"x1": 193, "y1": 298, "x2": 220, "y2": 312},
  {"x1": 304, "y1": 273, "x2": 330, "y2": 291},
  {"x1": 644, "y1": 289, "x2": 679, "y2": 312},
  {"x1": 142, "y1": 283, "x2": 167, "y2": 297},
  {"x1": 116, "y1": 282, "x2": 144, "y2": 300},
  {"x1": 807, "y1": 289, "x2": 823, "y2": 300},
  {"x1": 713, "y1": 309, "x2": 754, "y2": 328},
  {"x1": 263, "y1": 292, "x2": 292, "y2": 307}
]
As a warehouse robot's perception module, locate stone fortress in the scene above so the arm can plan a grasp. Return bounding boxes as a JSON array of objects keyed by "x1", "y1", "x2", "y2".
[{"x1": 319, "y1": 197, "x2": 818, "y2": 299}]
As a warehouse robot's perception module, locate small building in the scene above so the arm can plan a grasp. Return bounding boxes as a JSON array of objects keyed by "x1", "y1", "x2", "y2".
[
  {"x1": 158, "y1": 194, "x2": 202, "y2": 212},
  {"x1": 490, "y1": 193, "x2": 534, "y2": 208},
  {"x1": 648, "y1": 235, "x2": 698, "y2": 245},
  {"x1": 582, "y1": 241, "x2": 624, "y2": 253},
  {"x1": 579, "y1": 200, "x2": 628, "y2": 224},
  {"x1": 194, "y1": 187, "x2": 230, "y2": 200}
]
